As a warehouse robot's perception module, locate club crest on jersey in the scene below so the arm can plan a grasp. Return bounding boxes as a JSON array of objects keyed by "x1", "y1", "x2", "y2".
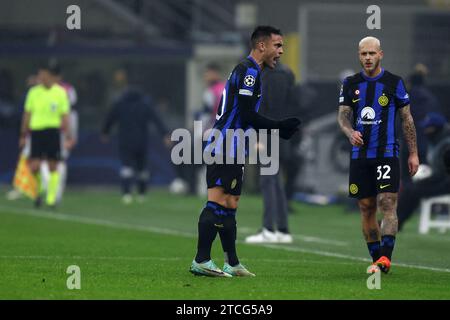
[
  {"x1": 378, "y1": 94, "x2": 389, "y2": 107},
  {"x1": 244, "y1": 75, "x2": 255, "y2": 87},
  {"x1": 350, "y1": 184, "x2": 358, "y2": 195}
]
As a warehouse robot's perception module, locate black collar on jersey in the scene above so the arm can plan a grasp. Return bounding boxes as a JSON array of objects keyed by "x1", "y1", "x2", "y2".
[{"x1": 247, "y1": 55, "x2": 262, "y2": 72}]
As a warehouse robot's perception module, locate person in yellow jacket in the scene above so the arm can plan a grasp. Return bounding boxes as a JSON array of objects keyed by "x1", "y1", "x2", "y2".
[{"x1": 19, "y1": 64, "x2": 73, "y2": 208}]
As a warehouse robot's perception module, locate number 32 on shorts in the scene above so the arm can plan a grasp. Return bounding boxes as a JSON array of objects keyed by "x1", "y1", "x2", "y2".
[{"x1": 376, "y1": 165, "x2": 391, "y2": 180}]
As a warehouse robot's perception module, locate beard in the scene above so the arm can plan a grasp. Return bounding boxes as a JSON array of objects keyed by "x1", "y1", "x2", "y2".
[{"x1": 361, "y1": 59, "x2": 380, "y2": 73}]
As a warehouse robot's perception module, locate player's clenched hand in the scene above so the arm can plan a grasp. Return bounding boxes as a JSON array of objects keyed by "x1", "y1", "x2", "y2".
[
  {"x1": 408, "y1": 153, "x2": 420, "y2": 177},
  {"x1": 278, "y1": 118, "x2": 301, "y2": 140},
  {"x1": 349, "y1": 130, "x2": 364, "y2": 147}
]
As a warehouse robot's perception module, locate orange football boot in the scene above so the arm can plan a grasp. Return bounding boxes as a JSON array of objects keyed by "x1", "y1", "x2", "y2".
[{"x1": 375, "y1": 256, "x2": 391, "y2": 274}]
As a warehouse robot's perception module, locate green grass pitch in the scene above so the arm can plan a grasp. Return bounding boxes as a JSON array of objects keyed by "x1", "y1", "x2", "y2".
[{"x1": 1, "y1": 188, "x2": 450, "y2": 299}]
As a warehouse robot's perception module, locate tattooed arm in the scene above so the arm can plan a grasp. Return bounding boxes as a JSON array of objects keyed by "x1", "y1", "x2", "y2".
[
  {"x1": 399, "y1": 105, "x2": 419, "y2": 176},
  {"x1": 338, "y1": 105, "x2": 364, "y2": 147}
]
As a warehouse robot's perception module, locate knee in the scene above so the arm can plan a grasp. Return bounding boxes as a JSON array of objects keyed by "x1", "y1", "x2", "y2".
[
  {"x1": 359, "y1": 200, "x2": 377, "y2": 216},
  {"x1": 378, "y1": 194, "x2": 397, "y2": 213}
]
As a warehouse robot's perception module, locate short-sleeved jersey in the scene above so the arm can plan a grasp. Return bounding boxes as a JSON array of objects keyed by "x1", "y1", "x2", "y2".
[
  {"x1": 25, "y1": 84, "x2": 70, "y2": 130},
  {"x1": 339, "y1": 69, "x2": 410, "y2": 159},
  {"x1": 205, "y1": 56, "x2": 262, "y2": 158}
]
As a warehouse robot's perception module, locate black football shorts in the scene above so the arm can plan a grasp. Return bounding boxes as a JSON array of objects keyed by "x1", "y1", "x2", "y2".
[
  {"x1": 30, "y1": 128, "x2": 61, "y2": 161},
  {"x1": 206, "y1": 163, "x2": 244, "y2": 196},
  {"x1": 348, "y1": 157, "x2": 400, "y2": 199}
]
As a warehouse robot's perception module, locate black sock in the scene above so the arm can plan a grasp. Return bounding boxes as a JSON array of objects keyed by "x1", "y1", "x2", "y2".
[
  {"x1": 380, "y1": 235, "x2": 396, "y2": 260},
  {"x1": 218, "y1": 208, "x2": 239, "y2": 267},
  {"x1": 137, "y1": 178, "x2": 147, "y2": 195},
  {"x1": 137, "y1": 171, "x2": 148, "y2": 195},
  {"x1": 120, "y1": 177, "x2": 132, "y2": 195},
  {"x1": 278, "y1": 227, "x2": 289, "y2": 234},
  {"x1": 194, "y1": 205, "x2": 219, "y2": 263},
  {"x1": 367, "y1": 241, "x2": 381, "y2": 262}
]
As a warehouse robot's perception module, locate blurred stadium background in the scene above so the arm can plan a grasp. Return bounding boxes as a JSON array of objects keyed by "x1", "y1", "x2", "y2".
[
  {"x1": 1, "y1": 0, "x2": 449, "y2": 194},
  {"x1": 1, "y1": 0, "x2": 450, "y2": 300}
]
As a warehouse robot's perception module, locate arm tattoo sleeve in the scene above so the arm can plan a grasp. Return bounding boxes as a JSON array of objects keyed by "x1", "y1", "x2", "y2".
[
  {"x1": 338, "y1": 105, "x2": 354, "y2": 138},
  {"x1": 400, "y1": 105, "x2": 418, "y2": 155}
]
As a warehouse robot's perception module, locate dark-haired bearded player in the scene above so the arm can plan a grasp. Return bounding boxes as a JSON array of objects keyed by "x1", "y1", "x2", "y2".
[{"x1": 190, "y1": 26, "x2": 301, "y2": 277}]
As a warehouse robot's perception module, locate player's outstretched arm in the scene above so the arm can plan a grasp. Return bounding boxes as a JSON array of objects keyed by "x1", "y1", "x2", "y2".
[
  {"x1": 399, "y1": 105, "x2": 419, "y2": 176},
  {"x1": 238, "y1": 95, "x2": 300, "y2": 139},
  {"x1": 338, "y1": 105, "x2": 363, "y2": 147}
]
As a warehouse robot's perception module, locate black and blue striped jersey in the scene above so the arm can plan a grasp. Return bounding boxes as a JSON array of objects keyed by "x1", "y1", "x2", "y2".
[
  {"x1": 205, "y1": 56, "x2": 263, "y2": 158},
  {"x1": 339, "y1": 69, "x2": 410, "y2": 159}
]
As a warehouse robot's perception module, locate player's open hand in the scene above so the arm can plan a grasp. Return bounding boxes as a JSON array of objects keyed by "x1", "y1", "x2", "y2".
[
  {"x1": 408, "y1": 153, "x2": 420, "y2": 177},
  {"x1": 349, "y1": 130, "x2": 364, "y2": 147}
]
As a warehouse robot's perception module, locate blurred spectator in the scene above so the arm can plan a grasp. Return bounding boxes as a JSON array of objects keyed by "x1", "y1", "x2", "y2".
[
  {"x1": 0, "y1": 68, "x2": 14, "y2": 102},
  {"x1": 101, "y1": 69, "x2": 170, "y2": 204},
  {"x1": 245, "y1": 62, "x2": 299, "y2": 244},
  {"x1": 398, "y1": 112, "x2": 450, "y2": 231},
  {"x1": 0, "y1": 69, "x2": 18, "y2": 129},
  {"x1": 201, "y1": 63, "x2": 226, "y2": 130},
  {"x1": 182, "y1": 63, "x2": 226, "y2": 196},
  {"x1": 281, "y1": 72, "x2": 320, "y2": 208},
  {"x1": 401, "y1": 63, "x2": 442, "y2": 186}
]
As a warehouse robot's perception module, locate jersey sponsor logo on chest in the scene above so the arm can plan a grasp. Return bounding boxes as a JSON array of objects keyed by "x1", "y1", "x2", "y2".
[{"x1": 357, "y1": 106, "x2": 382, "y2": 125}]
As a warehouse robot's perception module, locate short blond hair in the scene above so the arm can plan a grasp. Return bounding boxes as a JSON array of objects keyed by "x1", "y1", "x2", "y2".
[{"x1": 359, "y1": 36, "x2": 381, "y2": 50}]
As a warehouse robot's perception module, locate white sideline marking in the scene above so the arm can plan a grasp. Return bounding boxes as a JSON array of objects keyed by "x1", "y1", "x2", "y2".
[
  {"x1": 1, "y1": 205, "x2": 450, "y2": 274},
  {"x1": 260, "y1": 244, "x2": 450, "y2": 273},
  {"x1": 0, "y1": 205, "x2": 194, "y2": 237}
]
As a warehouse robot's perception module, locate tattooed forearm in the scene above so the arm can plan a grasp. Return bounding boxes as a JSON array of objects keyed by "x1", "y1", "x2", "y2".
[
  {"x1": 400, "y1": 105, "x2": 418, "y2": 155},
  {"x1": 338, "y1": 106, "x2": 354, "y2": 138}
]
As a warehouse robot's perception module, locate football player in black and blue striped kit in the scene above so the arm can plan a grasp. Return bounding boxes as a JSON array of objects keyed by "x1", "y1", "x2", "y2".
[
  {"x1": 338, "y1": 36, "x2": 419, "y2": 274},
  {"x1": 190, "y1": 26, "x2": 301, "y2": 277}
]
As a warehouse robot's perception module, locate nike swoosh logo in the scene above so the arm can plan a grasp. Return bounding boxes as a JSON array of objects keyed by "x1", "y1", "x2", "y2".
[
  {"x1": 352, "y1": 98, "x2": 361, "y2": 103},
  {"x1": 214, "y1": 224, "x2": 224, "y2": 228},
  {"x1": 380, "y1": 184, "x2": 391, "y2": 189}
]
